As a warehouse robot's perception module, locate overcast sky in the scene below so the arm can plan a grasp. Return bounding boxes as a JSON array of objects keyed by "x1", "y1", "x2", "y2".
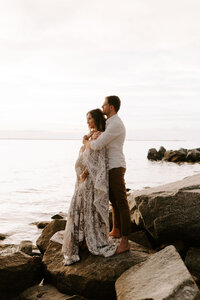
[{"x1": 0, "y1": 0, "x2": 200, "y2": 140}]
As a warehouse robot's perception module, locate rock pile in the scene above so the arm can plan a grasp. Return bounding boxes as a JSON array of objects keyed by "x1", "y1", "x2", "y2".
[
  {"x1": 1, "y1": 174, "x2": 200, "y2": 299},
  {"x1": 147, "y1": 146, "x2": 200, "y2": 163}
]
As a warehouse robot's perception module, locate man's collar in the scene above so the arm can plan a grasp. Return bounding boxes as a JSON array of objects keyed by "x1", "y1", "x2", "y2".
[{"x1": 106, "y1": 114, "x2": 118, "y2": 124}]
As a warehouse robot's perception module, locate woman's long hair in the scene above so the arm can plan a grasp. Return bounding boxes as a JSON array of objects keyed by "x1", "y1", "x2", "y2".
[{"x1": 88, "y1": 109, "x2": 106, "y2": 132}]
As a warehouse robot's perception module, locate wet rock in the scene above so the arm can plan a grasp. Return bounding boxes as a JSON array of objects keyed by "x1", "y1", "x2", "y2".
[
  {"x1": 18, "y1": 284, "x2": 88, "y2": 300},
  {"x1": 0, "y1": 233, "x2": 8, "y2": 240},
  {"x1": 0, "y1": 251, "x2": 43, "y2": 299},
  {"x1": 36, "y1": 219, "x2": 66, "y2": 254},
  {"x1": 116, "y1": 245, "x2": 200, "y2": 300},
  {"x1": 158, "y1": 146, "x2": 166, "y2": 158},
  {"x1": 51, "y1": 212, "x2": 67, "y2": 220},
  {"x1": 129, "y1": 174, "x2": 200, "y2": 243},
  {"x1": 163, "y1": 150, "x2": 186, "y2": 162},
  {"x1": 147, "y1": 148, "x2": 160, "y2": 160},
  {"x1": 42, "y1": 241, "x2": 151, "y2": 300},
  {"x1": 31, "y1": 221, "x2": 50, "y2": 229},
  {"x1": 51, "y1": 214, "x2": 64, "y2": 220},
  {"x1": 19, "y1": 240, "x2": 33, "y2": 256},
  {"x1": 187, "y1": 149, "x2": 200, "y2": 162},
  {"x1": 162, "y1": 149, "x2": 175, "y2": 161}
]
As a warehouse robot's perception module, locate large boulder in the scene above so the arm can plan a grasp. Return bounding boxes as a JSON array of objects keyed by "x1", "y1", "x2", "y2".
[
  {"x1": 42, "y1": 240, "x2": 151, "y2": 300},
  {"x1": 185, "y1": 247, "x2": 200, "y2": 278},
  {"x1": 18, "y1": 284, "x2": 88, "y2": 300},
  {"x1": 0, "y1": 251, "x2": 43, "y2": 299},
  {"x1": 128, "y1": 174, "x2": 200, "y2": 243},
  {"x1": 36, "y1": 219, "x2": 66, "y2": 254},
  {"x1": 116, "y1": 245, "x2": 200, "y2": 300}
]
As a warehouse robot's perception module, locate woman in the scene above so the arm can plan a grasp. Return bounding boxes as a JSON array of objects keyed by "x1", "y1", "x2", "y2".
[{"x1": 51, "y1": 109, "x2": 117, "y2": 265}]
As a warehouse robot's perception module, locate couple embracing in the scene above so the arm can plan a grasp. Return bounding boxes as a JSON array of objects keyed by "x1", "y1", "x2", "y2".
[{"x1": 51, "y1": 95, "x2": 131, "y2": 265}]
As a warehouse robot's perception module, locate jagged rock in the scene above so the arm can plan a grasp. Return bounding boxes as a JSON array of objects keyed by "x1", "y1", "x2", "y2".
[
  {"x1": 36, "y1": 219, "x2": 66, "y2": 254},
  {"x1": 19, "y1": 241, "x2": 33, "y2": 256},
  {"x1": 51, "y1": 214, "x2": 64, "y2": 220},
  {"x1": 0, "y1": 251, "x2": 43, "y2": 299},
  {"x1": 128, "y1": 230, "x2": 153, "y2": 249},
  {"x1": 128, "y1": 174, "x2": 200, "y2": 243},
  {"x1": 147, "y1": 148, "x2": 160, "y2": 160},
  {"x1": 159, "y1": 146, "x2": 166, "y2": 156},
  {"x1": 18, "y1": 284, "x2": 88, "y2": 300},
  {"x1": 162, "y1": 149, "x2": 176, "y2": 161},
  {"x1": 185, "y1": 247, "x2": 200, "y2": 278},
  {"x1": 187, "y1": 149, "x2": 200, "y2": 162},
  {"x1": 0, "y1": 233, "x2": 8, "y2": 240},
  {"x1": 116, "y1": 245, "x2": 200, "y2": 300},
  {"x1": 42, "y1": 241, "x2": 151, "y2": 300},
  {"x1": 31, "y1": 221, "x2": 50, "y2": 229},
  {"x1": 163, "y1": 150, "x2": 186, "y2": 162},
  {"x1": 51, "y1": 212, "x2": 68, "y2": 219}
]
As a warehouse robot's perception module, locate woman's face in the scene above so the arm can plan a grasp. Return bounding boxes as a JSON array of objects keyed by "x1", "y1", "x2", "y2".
[{"x1": 87, "y1": 113, "x2": 96, "y2": 130}]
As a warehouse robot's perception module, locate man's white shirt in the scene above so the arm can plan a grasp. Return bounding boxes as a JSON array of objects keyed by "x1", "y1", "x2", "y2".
[{"x1": 90, "y1": 114, "x2": 126, "y2": 170}]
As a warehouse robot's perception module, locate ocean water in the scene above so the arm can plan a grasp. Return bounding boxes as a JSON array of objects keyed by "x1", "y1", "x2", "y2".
[{"x1": 0, "y1": 139, "x2": 200, "y2": 245}]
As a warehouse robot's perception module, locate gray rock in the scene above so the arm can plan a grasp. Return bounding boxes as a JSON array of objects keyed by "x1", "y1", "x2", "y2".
[
  {"x1": 18, "y1": 284, "x2": 88, "y2": 300},
  {"x1": 0, "y1": 251, "x2": 43, "y2": 299},
  {"x1": 42, "y1": 240, "x2": 151, "y2": 300},
  {"x1": 128, "y1": 174, "x2": 200, "y2": 243},
  {"x1": 19, "y1": 240, "x2": 33, "y2": 256},
  {"x1": 115, "y1": 245, "x2": 200, "y2": 300},
  {"x1": 36, "y1": 219, "x2": 66, "y2": 254},
  {"x1": 185, "y1": 247, "x2": 200, "y2": 278}
]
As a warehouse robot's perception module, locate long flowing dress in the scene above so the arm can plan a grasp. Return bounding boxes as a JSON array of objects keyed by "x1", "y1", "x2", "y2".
[{"x1": 50, "y1": 143, "x2": 117, "y2": 265}]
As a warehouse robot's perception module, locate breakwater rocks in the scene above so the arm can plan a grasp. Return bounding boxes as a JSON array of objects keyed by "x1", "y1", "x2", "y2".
[
  {"x1": 147, "y1": 146, "x2": 200, "y2": 162},
  {"x1": 1, "y1": 174, "x2": 200, "y2": 299}
]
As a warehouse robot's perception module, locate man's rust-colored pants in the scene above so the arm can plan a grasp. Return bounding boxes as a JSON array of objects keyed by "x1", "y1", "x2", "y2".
[{"x1": 109, "y1": 167, "x2": 131, "y2": 236}]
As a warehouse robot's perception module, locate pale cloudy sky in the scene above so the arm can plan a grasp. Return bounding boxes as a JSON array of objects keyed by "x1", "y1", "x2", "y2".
[{"x1": 0, "y1": 0, "x2": 200, "y2": 140}]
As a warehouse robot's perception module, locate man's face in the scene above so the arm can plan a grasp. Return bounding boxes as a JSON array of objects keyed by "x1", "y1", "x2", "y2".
[{"x1": 102, "y1": 98, "x2": 111, "y2": 116}]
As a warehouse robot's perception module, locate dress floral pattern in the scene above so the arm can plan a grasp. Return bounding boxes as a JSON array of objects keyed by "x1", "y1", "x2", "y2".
[{"x1": 50, "y1": 141, "x2": 117, "y2": 265}]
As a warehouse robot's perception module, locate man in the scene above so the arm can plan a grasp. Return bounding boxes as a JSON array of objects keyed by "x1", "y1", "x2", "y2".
[{"x1": 83, "y1": 95, "x2": 131, "y2": 254}]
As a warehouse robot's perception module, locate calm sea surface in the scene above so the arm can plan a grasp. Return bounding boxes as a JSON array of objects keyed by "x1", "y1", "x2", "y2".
[{"x1": 0, "y1": 139, "x2": 200, "y2": 245}]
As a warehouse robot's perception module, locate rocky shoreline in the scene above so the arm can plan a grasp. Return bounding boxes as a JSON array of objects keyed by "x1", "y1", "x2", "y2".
[
  {"x1": 148, "y1": 146, "x2": 200, "y2": 163},
  {"x1": 1, "y1": 174, "x2": 200, "y2": 299}
]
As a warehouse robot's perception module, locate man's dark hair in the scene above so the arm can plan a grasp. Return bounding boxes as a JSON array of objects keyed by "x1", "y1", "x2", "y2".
[
  {"x1": 88, "y1": 108, "x2": 106, "y2": 132},
  {"x1": 106, "y1": 95, "x2": 121, "y2": 113}
]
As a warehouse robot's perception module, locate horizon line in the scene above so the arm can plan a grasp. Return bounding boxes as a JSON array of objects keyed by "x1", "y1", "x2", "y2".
[{"x1": 0, "y1": 138, "x2": 186, "y2": 142}]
